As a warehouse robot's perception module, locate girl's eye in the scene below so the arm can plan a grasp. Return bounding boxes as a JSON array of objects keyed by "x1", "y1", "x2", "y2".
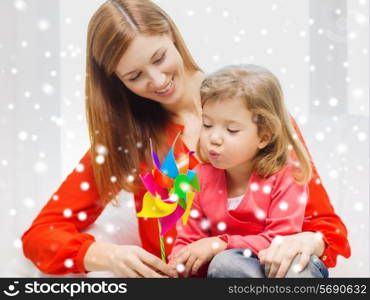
[
  {"x1": 154, "y1": 52, "x2": 166, "y2": 64},
  {"x1": 227, "y1": 129, "x2": 239, "y2": 133},
  {"x1": 203, "y1": 124, "x2": 212, "y2": 128},
  {"x1": 129, "y1": 73, "x2": 141, "y2": 81}
]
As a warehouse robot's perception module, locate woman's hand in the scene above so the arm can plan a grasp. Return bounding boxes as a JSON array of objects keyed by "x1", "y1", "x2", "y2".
[
  {"x1": 170, "y1": 237, "x2": 227, "y2": 277},
  {"x1": 84, "y1": 242, "x2": 178, "y2": 278},
  {"x1": 258, "y1": 232, "x2": 325, "y2": 278}
]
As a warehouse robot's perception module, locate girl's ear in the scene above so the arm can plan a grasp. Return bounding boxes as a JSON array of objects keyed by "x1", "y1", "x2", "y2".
[{"x1": 258, "y1": 132, "x2": 271, "y2": 149}]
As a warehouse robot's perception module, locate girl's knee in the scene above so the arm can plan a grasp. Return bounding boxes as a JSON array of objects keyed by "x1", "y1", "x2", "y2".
[{"x1": 207, "y1": 248, "x2": 264, "y2": 278}]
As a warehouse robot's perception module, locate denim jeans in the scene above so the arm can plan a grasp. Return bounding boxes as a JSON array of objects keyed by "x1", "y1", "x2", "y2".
[{"x1": 207, "y1": 248, "x2": 329, "y2": 278}]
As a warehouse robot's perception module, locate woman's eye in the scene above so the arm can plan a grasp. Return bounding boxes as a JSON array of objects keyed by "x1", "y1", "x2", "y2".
[
  {"x1": 129, "y1": 73, "x2": 141, "y2": 81},
  {"x1": 154, "y1": 52, "x2": 166, "y2": 64},
  {"x1": 227, "y1": 129, "x2": 239, "y2": 133},
  {"x1": 203, "y1": 124, "x2": 212, "y2": 128}
]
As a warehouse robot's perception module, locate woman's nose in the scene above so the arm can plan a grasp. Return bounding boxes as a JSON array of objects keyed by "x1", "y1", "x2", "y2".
[{"x1": 148, "y1": 70, "x2": 166, "y2": 90}]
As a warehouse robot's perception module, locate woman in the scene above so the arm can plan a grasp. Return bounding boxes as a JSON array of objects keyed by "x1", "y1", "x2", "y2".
[{"x1": 21, "y1": 0, "x2": 350, "y2": 278}]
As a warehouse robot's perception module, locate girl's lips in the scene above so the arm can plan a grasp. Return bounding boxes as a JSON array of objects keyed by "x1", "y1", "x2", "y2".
[{"x1": 208, "y1": 150, "x2": 220, "y2": 159}]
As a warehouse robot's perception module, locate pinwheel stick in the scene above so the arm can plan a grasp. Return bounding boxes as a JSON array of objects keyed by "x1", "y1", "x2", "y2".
[{"x1": 158, "y1": 220, "x2": 166, "y2": 262}]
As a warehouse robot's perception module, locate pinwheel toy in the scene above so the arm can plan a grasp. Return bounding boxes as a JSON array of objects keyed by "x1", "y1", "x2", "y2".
[{"x1": 137, "y1": 133, "x2": 200, "y2": 262}]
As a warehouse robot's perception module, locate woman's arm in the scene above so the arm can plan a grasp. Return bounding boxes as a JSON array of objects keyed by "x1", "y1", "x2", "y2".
[
  {"x1": 22, "y1": 151, "x2": 177, "y2": 278},
  {"x1": 258, "y1": 117, "x2": 351, "y2": 278},
  {"x1": 291, "y1": 117, "x2": 351, "y2": 266},
  {"x1": 21, "y1": 151, "x2": 104, "y2": 274}
]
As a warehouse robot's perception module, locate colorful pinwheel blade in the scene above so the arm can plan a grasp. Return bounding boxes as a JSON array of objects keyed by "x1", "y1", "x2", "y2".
[
  {"x1": 140, "y1": 173, "x2": 168, "y2": 200},
  {"x1": 153, "y1": 168, "x2": 174, "y2": 189},
  {"x1": 190, "y1": 174, "x2": 200, "y2": 191},
  {"x1": 137, "y1": 192, "x2": 177, "y2": 218},
  {"x1": 182, "y1": 191, "x2": 195, "y2": 225},
  {"x1": 160, "y1": 147, "x2": 179, "y2": 179},
  {"x1": 159, "y1": 205, "x2": 185, "y2": 236}
]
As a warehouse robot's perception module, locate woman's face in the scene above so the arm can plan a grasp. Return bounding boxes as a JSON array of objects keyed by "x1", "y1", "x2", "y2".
[{"x1": 115, "y1": 34, "x2": 187, "y2": 107}]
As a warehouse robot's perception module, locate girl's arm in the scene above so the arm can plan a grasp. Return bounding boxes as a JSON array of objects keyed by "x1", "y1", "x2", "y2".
[
  {"x1": 217, "y1": 165, "x2": 307, "y2": 255},
  {"x1": 169, "y1": 189, "x2": 210, "y2": 260}
]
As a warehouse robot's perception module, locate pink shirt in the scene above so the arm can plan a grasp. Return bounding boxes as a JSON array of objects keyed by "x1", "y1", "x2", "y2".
[{"x1": 171, "y1": 163, "x2": 308, "y2": 257}]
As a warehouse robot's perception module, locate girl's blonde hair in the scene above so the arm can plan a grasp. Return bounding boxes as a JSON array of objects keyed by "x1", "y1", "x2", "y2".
[
  {"x1": 85, "y1": 0, "x2": 201, "y2": 205},
  {"x1": 199, "y1": 64, "x2": 312, "y2": 185}
]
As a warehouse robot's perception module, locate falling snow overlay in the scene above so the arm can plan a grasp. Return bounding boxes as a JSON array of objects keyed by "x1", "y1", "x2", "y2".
[{"x1": 0, "y1": 0, "x2": 368, "y2": 277}]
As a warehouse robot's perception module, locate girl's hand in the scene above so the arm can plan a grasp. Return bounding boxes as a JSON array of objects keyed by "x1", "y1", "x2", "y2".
[
  {"x1": 258, "y1": 232, "x2": 325, "y2": 278},
  {"x1": 170, "y1": 237, "x2": 227, "y2": 277},
  {"x1": 84, "y1": 242, "x2": 178, "y2": 278}
]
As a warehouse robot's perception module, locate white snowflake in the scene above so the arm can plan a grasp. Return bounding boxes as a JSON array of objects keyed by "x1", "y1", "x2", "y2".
[
  {"x1": 211, "y1": 241, "x2": 220, "y2": 249},
  {"x1": 42, "y1": 83, "x2": 54, "y2": 95},
  {"x1": 262, "y1": 185, "x2": 271, "y2": 194},
  {"x1": 315, "y1": 132, "x2": 325, "y2": 141},
  {"x1": 80, "y1": 182, "x2": 90, "y2": 191},
  {"x1": 13, "y1": 239, "x2": 22, "y2": 249},
  {"x1": 200, "y1": 218, "x2": 210, "y2": 231},
  {"x1": 169, "y1": 193, "x2": 179, "y2": 202},
  {"x1": 357, "y1": 131, "x2": 366, "y2": 142},
  {"x1": 110, "y1": 176, "x2": 117, "y2": 183},
  {"x1": 292, "y1": 264, "x2": 303, "y2": 273},
  {"x1": 34, "y1": 161, "x2": 47, "y2": 173},
  {"x1": 354, "y1": 202, "x2": 363, "y2": 211},
  {"x1": 38, "y1": 19, "x2": 50, "y2": 31},
  {"x1": 279, "y1": 201, "x2": 288, "y2": 211},
  {"x1": 64, "y1": 259, "x2": 74, "y2": 268},
  {"x1": 329, "y1": 169, "x2": 338, "y2": 179},
  {"x1": 105, "y1": 223, "x2": 115, "y2": 234},
  {"x1": 328, "y1": 97, "x2": 338, "y2": 107},
  {"x1": 63, "y1": 208, "x2": 72, "y2": 218},
  {"x1": 78, "y1": 211, "x2": 87, "y2": 221},
  {"x1": 176, "y1": 264, "x2": 185, "y2": 273},
  {"x1": 14, "y1": 0, "x2": 27, "y2": 11},
  {"x1": 75, "y1": 163, "x2": 84, "y2": 172},
  {"x1": 23, "y1": 197, "x2": 35, "y2": 208},
  {"x1": 166, "y1": 237, "x2": 173, "y2": 244},
  {"x1": 96, "y1": 155, "x2": 105, "y2": 164},
  {"x1": 250, "y1": 183, "x2": 259, "y2": 192},
  {"x1": 272, "y1": 235, "x2": 284, "y2": 245},
  {"x1": 217, "y1": 222, "x2": 226, "y2": 231},
  {"x1": 18, "y1": 131, "x2": 28, "y2": 141},
  {"x1": 255, "y1": 209, "x2": 266, "y2": 220},
  {"x1": 243, "y1": 249, "x2": 252, "y2": 257},
  {"x1": 190, "y1": 209, "x2": 199, "y2": 218},
  {"x1": 127, "y1": 175, "x2": 134, "y2": 182}
]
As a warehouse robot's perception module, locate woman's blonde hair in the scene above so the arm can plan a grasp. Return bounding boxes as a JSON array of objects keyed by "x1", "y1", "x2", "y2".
[
  {"x1": 199, "y1": 64, "x2": 312, "y2": 185},
  {"x1": 85, "y1": 0, "x2": 201, "y2": 205}
]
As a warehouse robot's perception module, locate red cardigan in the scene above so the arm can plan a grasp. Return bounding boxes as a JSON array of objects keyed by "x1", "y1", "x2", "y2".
[
  {"x1": 21, "y1": 121, "x2": 351, "y2": 275},
  {"x1": 171, "y1": 163, "x2": 308, "y2": 257}
]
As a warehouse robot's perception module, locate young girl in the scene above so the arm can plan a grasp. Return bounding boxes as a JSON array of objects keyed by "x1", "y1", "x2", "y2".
[{"x1": 169, "y1": 65, "x2": 328, "y2": 278}]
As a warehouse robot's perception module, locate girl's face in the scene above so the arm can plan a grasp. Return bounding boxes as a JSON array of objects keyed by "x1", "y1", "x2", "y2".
[
  {"x1": 115, "y1": 34, "x2": 187, "y2": 107},
  {"x1": 200, "y1": 97, "x2": 269, "y2": 171}
]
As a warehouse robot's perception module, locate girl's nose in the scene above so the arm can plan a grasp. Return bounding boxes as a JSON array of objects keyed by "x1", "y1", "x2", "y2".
[{"x1": 210, "y1": 132, "x2": 223, "y2": 145}]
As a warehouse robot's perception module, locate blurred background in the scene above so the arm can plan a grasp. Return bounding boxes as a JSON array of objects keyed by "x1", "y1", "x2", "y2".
[{"x1": 0, "y1": 0, "x2": 368, "y2": 277}]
